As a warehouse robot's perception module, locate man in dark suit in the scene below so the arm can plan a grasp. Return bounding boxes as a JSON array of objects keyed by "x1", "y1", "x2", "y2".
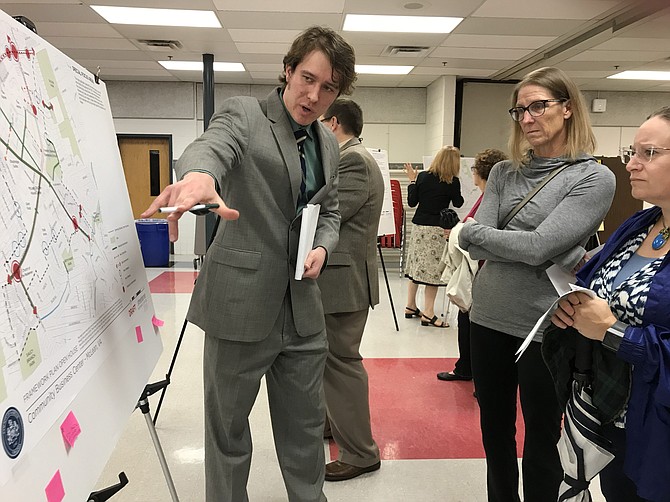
[
  {"x1": 142, "y1": 27, "x2": 356, "y2": 502},
  {"x1": 317, "y1": 99, "x2": 384, "y2": 481}
]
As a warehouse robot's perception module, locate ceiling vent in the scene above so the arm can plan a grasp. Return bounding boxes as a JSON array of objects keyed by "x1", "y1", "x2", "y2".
[
  {"x1": 137, "y1": 39, "x2": 183, "y2": 51},
  {"x1": 382, "y1": 45, "x2": 430, "y2": 57}
]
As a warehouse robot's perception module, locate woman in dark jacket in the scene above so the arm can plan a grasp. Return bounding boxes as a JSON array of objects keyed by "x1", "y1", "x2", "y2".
[
  {"x1": 552, "y1": 106, "x2": 670, "y2": 502},
  {"x1": 403, "y1": 145, "x2": 464, "y2": 327}
]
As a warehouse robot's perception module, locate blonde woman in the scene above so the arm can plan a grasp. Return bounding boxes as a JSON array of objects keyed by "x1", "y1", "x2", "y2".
[
  {"x1": 458, "y1": 67, "x2": 616, "y2": 500},
  {"x1": 404, "y1": 146, "x2": 464, "y2": 327}
]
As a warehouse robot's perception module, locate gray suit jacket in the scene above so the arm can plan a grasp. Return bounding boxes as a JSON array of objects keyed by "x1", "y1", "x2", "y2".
[
  {"x1": 318, "y1": 138, "x2": 384, "y2": 314},
  {"x1": 177, "y1": 88, "x2": 340, "y2": 341}
]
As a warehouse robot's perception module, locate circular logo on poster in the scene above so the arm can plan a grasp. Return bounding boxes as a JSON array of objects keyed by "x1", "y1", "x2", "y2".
[{"x1": 2, "y1": 407, "x2": 24, "y2": 459}]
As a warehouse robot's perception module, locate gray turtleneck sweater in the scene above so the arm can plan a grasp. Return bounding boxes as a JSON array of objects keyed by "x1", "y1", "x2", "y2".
[{"x1": 459, "y1": 153, "x2": 616, "y2": 341}]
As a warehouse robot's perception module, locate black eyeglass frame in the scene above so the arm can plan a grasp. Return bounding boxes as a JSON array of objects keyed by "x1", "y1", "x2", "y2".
[{"x1": 508, "y1": 99, "x2": 567, "y2": 122}]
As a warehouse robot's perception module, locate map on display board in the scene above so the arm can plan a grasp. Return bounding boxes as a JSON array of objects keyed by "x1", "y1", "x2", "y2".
[
  {"x1": 366, "y1": 148, "x2": 396, "y2": 237},
  {"x1": 0, "y1": 11, "x2": 162, "y2": 501},
  {"x1": 422, "y1": 156, "x2": 479, "y2": 219}
]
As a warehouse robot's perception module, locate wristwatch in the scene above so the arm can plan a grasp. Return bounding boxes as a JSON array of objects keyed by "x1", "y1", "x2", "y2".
[{"x1": 602, "y1": 320, "x2": 627, "y2": 352}]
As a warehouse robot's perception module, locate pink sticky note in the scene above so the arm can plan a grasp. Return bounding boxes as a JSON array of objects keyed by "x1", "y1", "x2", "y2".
[
  {"x1": 151, "y1": 315, "x2": 164, "y2": 327},
  {"x1": 60, "y1": 411, "x2": 81, "y2": 447},
  {"x1": 135, "y1": 325, "x2": 143, "y2": 343},
  {"x1": 45, "y1": 470, "x2": 65, "y2": 502}
]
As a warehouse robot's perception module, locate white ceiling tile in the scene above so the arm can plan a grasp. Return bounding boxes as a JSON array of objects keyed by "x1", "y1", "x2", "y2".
[
  {"x1": 472, "y1": 0, "x2": 622, "y2": 20},
  {"x1": 217, "y1": 11, "x2": 342, "y2": 30},
  {"x1": 411, "y1": 66, "x2": 495, "y2": 78},
  {"x1": 568, "y1": 50, "x2": 669, "y2": 62},
  {"x1": 80, "y1": 0, "x2": 218, "y2": 9},
  {"x1": 343, "y1": 0, "x2": 479, "y2": 17},
  {"x1": 0, "y1": 3, "x2": 105, "y2": 23},
  {"x1": 0, "y1": 0, "x2": 667, "y2": 90},
  {"x1": 43, "y1": 36, "x2": 138, "y2": 50},
  {"x1": 112, "y1": 25, "x2": 233, "y2": 43},
  {"x1": 453, "y1": 17, "x2": 582, "y2": 36},
  {"x1": 591, "y1": 37, "x2": 670, "y2": 52},
  {"x1": 213, "y1": 0, "x2": 344, "y2": 13},
  {"x1": 227, "y1": 29, "x2": 301, "y2": 43},
  {"x1": 341, "y1": 31, "x2": 448, "y2": 47},
  {"x1": 77, "y1": 59, "x2": 165, "y2": 69},
  {"x1": 431, "y1": 47, "x2": 532, "y2": 60},
  {"x1": 31, "y1": 22, "x2": 124, "y2": 38},
  {"x1": 235, "y1": 42, "x2": 291, "y2": 55},
  {"x1": 443, "y1": 34, "x2": 556, "y2": 49}
]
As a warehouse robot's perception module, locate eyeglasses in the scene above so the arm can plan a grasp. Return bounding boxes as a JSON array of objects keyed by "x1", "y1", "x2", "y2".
[
  {"x1": 320, "y1": 117, "x2": 332, "y2": 123},
  {"x1": 508, "y1": 99, "x2": 567, "y2": 122},
  {"x1": 620, "y1": 145, "x2": 670, "y2": 164}
]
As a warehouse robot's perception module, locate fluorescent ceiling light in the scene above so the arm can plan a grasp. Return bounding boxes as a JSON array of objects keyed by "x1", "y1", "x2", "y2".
[
  {"x1": 356, "y1": 65, "x2": 413, "y2": 75},
  {"x1": 159, "y1": 61, "x2": 245, "y2": 72},
  {"x1": 91, "y1": 5, "x2": 221, "y2": 28},
  {"x1": 344, "y1": 14, "x2": 462, "y2": 33},
  {"x1": 608, "y1": 71, "x2": 670, "y2": 80}
]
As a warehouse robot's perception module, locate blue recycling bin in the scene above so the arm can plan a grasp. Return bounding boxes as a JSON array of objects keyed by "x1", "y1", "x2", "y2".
[{"x1": 135, "y1": 219, "x2": 169, "y2": 267}]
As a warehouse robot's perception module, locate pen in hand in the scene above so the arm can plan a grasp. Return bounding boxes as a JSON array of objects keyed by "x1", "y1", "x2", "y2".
[{"x1": 158, "y1": 203, "x2": 220, "y2": 216}]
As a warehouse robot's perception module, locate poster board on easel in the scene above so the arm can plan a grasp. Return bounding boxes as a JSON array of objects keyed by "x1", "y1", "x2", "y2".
[
  {"x1": 0, "y1": 11, "x2": 162, "y2": 501},
  {"x1": 366, "y1": 148, "x2": 396, "y2": 237}
]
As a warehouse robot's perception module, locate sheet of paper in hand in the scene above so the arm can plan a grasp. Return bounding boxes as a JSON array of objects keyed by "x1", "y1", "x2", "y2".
[{"x1": 515, "y1": 284, "x2": 597, "y2": 362}]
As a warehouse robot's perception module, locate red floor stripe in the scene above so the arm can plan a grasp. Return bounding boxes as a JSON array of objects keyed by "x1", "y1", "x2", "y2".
[
  {"x1": 149, "y1": 271, "x2": 199, "y2": 293},
  {"x1": 329, "y1": 358, "x2": 525, "y2": 460}
]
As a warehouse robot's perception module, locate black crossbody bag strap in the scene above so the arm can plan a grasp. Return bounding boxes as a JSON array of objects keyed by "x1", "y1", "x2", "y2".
[{"x1": 500, "y1": 162, "x2": 575, "y2": 229}]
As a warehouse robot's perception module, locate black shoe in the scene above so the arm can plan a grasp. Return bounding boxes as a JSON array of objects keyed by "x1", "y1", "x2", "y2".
[
  {"x1": 436, "y1": 371, "x2": 472, "y2": 381},
  {"x1": 325, "y1": 460, "x2": 381, "y2": 482},
  {"x1": 421, "y1": 314, "x2": 449, "y2": 328},
  {"x1": 404, "y1": 306, "x2": 422, "y2": 319}
]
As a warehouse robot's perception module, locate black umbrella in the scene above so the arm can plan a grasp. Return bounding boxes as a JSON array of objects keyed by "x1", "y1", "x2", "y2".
[{"x1": 555, "y1": 337, "x2": 616, "y2": 502}]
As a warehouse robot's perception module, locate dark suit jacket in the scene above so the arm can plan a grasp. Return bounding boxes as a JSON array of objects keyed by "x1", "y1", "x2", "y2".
[
  {"x1": 318, "y1": 138, "x2": 384, "y2": 313},
  {"x1": 177, "y1": 88, "x2": 340, "y2": 341}
]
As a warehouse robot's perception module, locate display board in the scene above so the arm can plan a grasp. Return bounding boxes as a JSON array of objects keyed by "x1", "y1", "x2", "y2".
[
  {"x1": 366, "y1": 148, "x2": 396, "y2": 237},
  {"x1": 0, "y1": 11, "x2": 162, "y2": 501}
]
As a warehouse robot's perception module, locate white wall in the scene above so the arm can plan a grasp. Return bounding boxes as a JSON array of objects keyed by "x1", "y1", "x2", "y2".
[
  {"x1": 425, "y1": 76, "x2": 457, "y2": 154},
  {"x1": 107, "y1": 80, "x2": 669, "y2": 256},
  {"x1": 361, "y1": 123, "x2": 426, "y2": 163}
]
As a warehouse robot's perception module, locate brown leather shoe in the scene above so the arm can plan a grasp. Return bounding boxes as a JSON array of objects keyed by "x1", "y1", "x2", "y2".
[{"x1": 325, "y1": 460, "x2": 381, "y2": 482}]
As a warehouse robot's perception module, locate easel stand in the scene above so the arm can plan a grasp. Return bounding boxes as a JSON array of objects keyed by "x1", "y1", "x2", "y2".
[
  {"x1": 377, "y1": 241, "x2": 399, "y2": 331},
  {"x1": 153, "y1": 318, "x2": 189, "y2": 424},
  {"x1": 86, "y1": 382, "x2": 180, "y2": 501},
  {"x1": 137, "y1": 381, "x2": 181, "y2": 501},
  {"x1": 87, "y1": 473, "x2": 128, "y2": 501}
]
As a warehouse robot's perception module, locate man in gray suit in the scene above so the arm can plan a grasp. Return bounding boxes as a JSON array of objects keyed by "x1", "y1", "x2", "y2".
[
  {"x1": 142, "y1": 27, "x2": 356, "y2": 502},
  {"x1": 317, "y1": 99, "x2": 384, "y2": 481}
]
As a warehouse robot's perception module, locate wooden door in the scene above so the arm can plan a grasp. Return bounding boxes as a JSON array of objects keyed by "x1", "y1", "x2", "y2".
[
  {"x1": 118, "y1": 136, "x2": 172, "y2": 219},
  {"x1": 598, "y1": 157, "x2": 643, "y2": 242}
]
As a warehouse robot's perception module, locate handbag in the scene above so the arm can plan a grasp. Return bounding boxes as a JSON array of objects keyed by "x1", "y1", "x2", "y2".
[{"x1": 439, "y1": 208, "x2": 460, "y2": 229}]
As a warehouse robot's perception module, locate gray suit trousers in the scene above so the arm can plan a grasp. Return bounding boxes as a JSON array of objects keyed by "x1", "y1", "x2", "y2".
[
  {"x1": 203, "y1": 293, "x2": 328, "y2": 502},
  {"x1": 323, "y1": 310, "x2": 380, "y2": 467}
]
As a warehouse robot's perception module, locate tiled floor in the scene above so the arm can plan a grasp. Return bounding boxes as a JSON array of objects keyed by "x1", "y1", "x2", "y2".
[{"x1": 95, "y1": 256, "x2": 607, "y2": 501}]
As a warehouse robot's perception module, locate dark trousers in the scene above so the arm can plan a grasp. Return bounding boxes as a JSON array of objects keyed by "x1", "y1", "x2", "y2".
[
  {"x1": 453, "y1": 310, "x2": 472, "y2": 377},
  {"x1": 599, "y1": 424, "x2": 648, "y2": 502},
  {"x1": 470, "y1": 322, "x2": 563, "y2": 502}
]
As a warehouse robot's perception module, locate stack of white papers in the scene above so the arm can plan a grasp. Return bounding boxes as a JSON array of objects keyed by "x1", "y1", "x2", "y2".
[
  {"x1": 295, "y1": 204, "x2": 320, "y2": 280},
  {"x1": 516, "y1": 284, "x2": 596, "y2": 362}
]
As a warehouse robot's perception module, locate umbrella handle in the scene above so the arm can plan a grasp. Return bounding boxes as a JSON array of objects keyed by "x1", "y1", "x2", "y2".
[{"x1": 574, "y1": 335, "x2": 594, "y2": 384}]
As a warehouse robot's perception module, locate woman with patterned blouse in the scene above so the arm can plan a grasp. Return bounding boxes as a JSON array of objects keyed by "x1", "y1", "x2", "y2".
[{"x1": 552, "y1": 107, "x2": 670, "y2": 502}]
